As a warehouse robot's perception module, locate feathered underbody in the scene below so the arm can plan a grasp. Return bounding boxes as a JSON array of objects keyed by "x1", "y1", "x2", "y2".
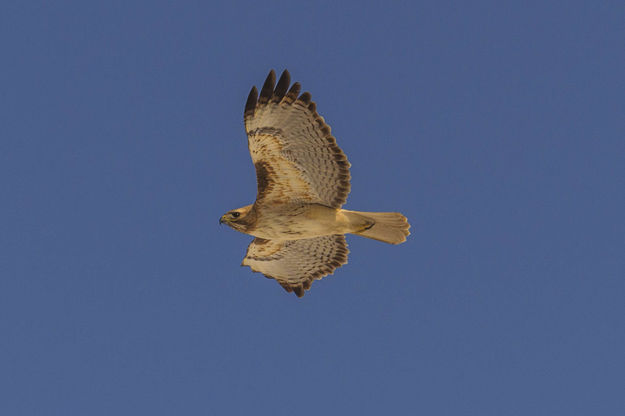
[
  {"x1": 220, "y1": 69, "x2": 410, "y2": 297},
  {"x1": 221, "y1": 203, "x2": 372, "y2": 240}
]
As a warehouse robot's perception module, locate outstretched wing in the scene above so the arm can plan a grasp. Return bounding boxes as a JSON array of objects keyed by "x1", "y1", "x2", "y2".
[
  {"x1": 241, "y1": 235, "x2": 349, "y2": 297},
  {"x1": 244, "y1": 70, "x2": 351, "y2": 209}
]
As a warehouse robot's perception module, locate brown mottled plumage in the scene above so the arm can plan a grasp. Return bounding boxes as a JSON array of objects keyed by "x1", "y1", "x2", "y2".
[{"x1": 220, "y1": 70, "x2": 410, "y2": 297}]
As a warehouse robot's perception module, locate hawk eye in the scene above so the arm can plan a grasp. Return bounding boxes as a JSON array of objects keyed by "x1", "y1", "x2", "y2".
[{"x1": 231, "y1": 212, "x2": 240, "y2": 218}]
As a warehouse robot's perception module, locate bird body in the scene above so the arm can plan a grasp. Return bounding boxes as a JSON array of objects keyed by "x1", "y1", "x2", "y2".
[{"x1": 222, "y1": 203, "x2": 373, "y2": 240}]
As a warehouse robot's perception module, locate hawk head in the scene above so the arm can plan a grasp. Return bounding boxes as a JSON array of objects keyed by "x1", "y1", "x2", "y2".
[{"x1": 219, "y1": 204, "x2": 255, "y2": 233}]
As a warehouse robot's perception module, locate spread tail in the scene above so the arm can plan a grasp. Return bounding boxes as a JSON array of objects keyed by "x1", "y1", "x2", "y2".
[{"x1": 344, "y1": 210, "x2": 410, "y2": 245}]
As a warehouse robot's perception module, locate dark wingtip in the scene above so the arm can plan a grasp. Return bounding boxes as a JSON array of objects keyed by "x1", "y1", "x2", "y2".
[
  {"x1": 244, "y1": 86, "x2": 258, "y2": 118},
  {"x1": 298, "y1": 91, "x2": 312, "y2": 105},
  {"x1": 258, "y1": 70, "x2": 276, "y2": 104},
  {"x1": 284, "y1": 82, "x2": 301, "y2": 104},
  {"x1": 293, "y1": 286, "x2": 305, "y2": 297},
  {"x1": 272, "y1": 69, "x2": 291, "y2": 103}
]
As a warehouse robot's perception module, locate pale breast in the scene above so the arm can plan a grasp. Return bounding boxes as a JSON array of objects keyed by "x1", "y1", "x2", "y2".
[{"x1": 250, "y1": 203, "x2": 350, "y2": 240}]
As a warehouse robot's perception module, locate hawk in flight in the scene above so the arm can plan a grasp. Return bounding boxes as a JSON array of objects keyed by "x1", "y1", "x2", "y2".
[{"x1": 220, "y1": 70, "x2": 410, "y2": 297}]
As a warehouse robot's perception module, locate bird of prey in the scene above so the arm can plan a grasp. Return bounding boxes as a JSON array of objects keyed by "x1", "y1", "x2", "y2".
[{"x1": 220, "y1": 70, "x2": 410, "y2": 297}]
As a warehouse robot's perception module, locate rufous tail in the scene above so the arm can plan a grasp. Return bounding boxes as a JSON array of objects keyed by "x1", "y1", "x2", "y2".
[{"x1": 345, "y1": 210, "x2": 410, "y2": 245}]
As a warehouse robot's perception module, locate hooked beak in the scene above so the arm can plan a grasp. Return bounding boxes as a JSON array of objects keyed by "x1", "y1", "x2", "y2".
[{"x1": 219, "y1": 216, "x2": 225, "y2": 225}]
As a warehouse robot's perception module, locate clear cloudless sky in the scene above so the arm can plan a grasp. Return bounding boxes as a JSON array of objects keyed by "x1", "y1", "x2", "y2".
[{"x1": 1, "y1": 1, "x2": 624, "y2": 415}]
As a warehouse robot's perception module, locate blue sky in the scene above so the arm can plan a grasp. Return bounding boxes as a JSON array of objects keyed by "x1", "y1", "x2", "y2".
[{"x1": 1, "y1": 1, "x2": 624, "y2": 414}]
